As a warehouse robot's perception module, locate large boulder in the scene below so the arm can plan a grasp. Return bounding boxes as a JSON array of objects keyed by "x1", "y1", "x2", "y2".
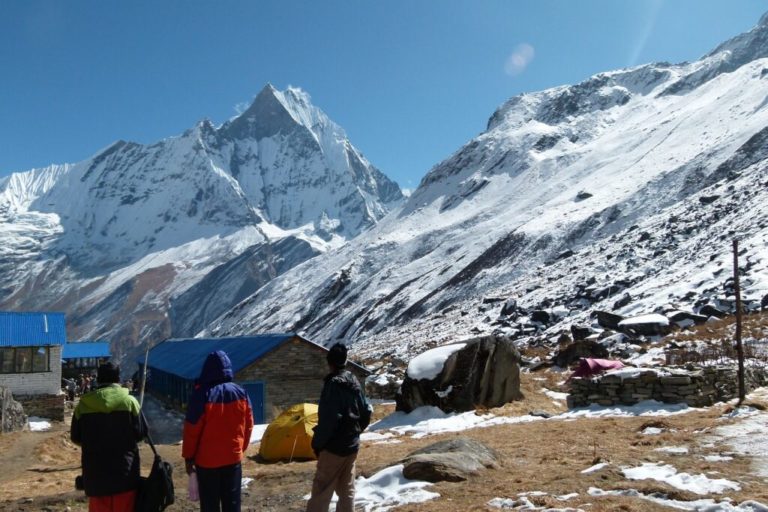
[
  {"x1": 365, "y1": 372, "x2": 402, "y2": 400},
  {"x1": 553, "y1": 340, "x2": 608, "y2": 368},
  {"x1": 698, "y1": 303, "x2": 728, "y2": 319},
  {"x1": 668, "y1": 311, "x2": 708, "y2": 328},
  {"x1": 594, "y1": 310, "x2": 624, "y2": 330},
  {"x1": 570, "y1": 323, "x2": 595, "y2": 341},
  {"x1": 401, "y1": 437, "x2": 500, "y2": 482},
  {"x1": 1, "y1": 386, "x2": 27, "y2": 433},
  {"x1": 396, "y1": 335, "x2": 522, "y2": 413},
  {"x1": 617, "y1": 313, "x2": 671, "y2": 336}
]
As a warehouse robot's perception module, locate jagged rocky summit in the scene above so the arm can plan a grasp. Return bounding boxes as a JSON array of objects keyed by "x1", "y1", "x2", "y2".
[{"x1": 0, "y1": 85, "x2": 402, "y2": 365}]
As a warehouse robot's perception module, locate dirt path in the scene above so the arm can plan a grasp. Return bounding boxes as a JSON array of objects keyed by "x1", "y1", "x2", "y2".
[
  {"x1": 0, "y1": 420, "x2": 87, "y2": 512},
  {"x1": 0, "y1": 428, "x2": 68, "y2": 484}
]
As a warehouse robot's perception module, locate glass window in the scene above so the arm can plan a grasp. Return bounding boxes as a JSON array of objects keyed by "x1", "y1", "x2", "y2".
[
  {"x1": 33, "y1": 347, "x2": 49, "y2": 372},
  {"x1": 0, "y1": 348, "x2": 14, "y2": 373},
  {"x1": 15, "y1": 348, "x2": 32, "y2": 373}
]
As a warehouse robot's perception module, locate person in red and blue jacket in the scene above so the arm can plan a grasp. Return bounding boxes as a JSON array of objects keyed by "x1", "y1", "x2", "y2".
[{"x1": 182, "y1": 350, "x2": 253, "y2": 512}]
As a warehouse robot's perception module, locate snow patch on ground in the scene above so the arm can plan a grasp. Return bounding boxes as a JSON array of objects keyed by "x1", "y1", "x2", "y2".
[
  {"x1": 543, "y1": 389, "x2": 568, "y2": 402},
  {"x1": 367, "y1": 400, "x2": 699, "y2": 440},
  {"x1": 581, "y1": 462, "x2": 609, "y2": 474},
  {"x1": 622, "y1": 462, "x2": 740, "y2": 494},
  {"x1": 654, "y1": 446, "x2": 689, "y2": 455},
  {"x1": 488, "y1": 491, "x2": 581, "y2": 510},
  {"x1": 305, "y1": 464, "x2": 439, "y2": 511},
  {"x1": 704, "y1": 454, "x2": 734, "y2": 462},
  {"x1": 706, "y1": 407, "x2": 768, "y2": 477},
  {"x1": 589, "y1": 488, "x2": 768, "y2": 511},
  {"x1": 28, "y1": 417, "x2": 51, "y2": 432}
]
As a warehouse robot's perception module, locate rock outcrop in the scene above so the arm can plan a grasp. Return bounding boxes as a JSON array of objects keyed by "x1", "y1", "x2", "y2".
[
  {"x1": 553, "y1": 339, "x2": 609, "y2": 368},
  {"x1": 401, "y1": 437, "x2": 500, "y2": 482},
  {"x1": 1, "y1": 386, "x2": 27, "y2": 433},
  {"x1": 396, "y1": 335, "x2": 522, "y2": 413}
]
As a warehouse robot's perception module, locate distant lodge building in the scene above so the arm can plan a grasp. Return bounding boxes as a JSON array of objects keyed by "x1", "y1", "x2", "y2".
[
  {"x1": 62, "y1": 341, "x2": 111, "y2": 379},
  {"x1": 0, "y1": 312, "x2": 66, "y2": 420},
  {"x1": 141, "y1": 334, "x2": 370, "y2": 424}
]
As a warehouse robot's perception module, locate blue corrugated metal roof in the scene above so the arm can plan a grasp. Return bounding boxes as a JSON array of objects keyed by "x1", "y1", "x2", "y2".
[
  {"x1": 0, "y1": 312, "x2": 67, "y2": 346},
  {"x1": 145, "y1": 334, "x2": 296, "y2": 380},
  {"x1": 62, "y1": 341, "x2": 111, "y2": 359}
]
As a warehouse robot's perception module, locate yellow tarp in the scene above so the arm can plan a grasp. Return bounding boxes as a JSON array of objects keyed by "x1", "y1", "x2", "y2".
[{"x1": 258, "y1": 403, "x2": 319, "y2": 462}]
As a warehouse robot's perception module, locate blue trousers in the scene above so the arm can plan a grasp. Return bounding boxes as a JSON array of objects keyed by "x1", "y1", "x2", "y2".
[{"x1": 196, "y1": 463, "x2": 242, "y2": 512}]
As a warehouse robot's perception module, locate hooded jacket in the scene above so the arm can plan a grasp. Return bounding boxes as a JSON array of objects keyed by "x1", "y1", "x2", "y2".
[
  {"x1": 311, "y1": 369, "x2": 371, "y2": 457},
  {"x1": 182, "y1": 351, "x2": 254, "y2": 469},
  {"x1": 71, "y1": 383, "x2": 147, "y2": 497}
]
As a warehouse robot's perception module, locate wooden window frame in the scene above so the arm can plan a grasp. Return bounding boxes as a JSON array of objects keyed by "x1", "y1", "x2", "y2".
[{"x1": 0, "y1": 346, "x2": 51, "y2": 374}]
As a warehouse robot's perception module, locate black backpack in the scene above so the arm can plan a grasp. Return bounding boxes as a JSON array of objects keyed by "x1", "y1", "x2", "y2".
[{"x1": 135, "y1": 431, "x2": 175, "y2": 512}]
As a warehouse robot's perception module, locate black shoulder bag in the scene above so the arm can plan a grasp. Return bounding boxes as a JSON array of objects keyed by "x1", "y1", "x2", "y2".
[{"x1": 135, "y1": 430, "x2": 175, "y2": 512}]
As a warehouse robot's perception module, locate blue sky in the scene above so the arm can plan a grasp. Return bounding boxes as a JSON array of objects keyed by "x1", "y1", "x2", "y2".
[{"x1": 1, "y1": 1, "x2": 765, "y2": 189}]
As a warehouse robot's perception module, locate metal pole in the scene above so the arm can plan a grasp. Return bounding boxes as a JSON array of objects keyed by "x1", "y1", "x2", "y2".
[
  {"x1": 139, "y1": 345, "x2": 150, "y2": 408},
  {"x1": 733, "y1": 240, "x2": 745, "y2": 404}
]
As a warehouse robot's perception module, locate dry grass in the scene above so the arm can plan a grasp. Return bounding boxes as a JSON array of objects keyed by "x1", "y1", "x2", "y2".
[
  {"x1": 2, "y1": 372, "x2": 767, "y2": 511},
  {"x1": 673, "y1": 310, "x2": 768, "y2": 344}
]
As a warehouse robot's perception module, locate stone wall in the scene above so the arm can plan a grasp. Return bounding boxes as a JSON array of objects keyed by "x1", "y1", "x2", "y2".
[
  {"x1": 15, "y1": 393, "x2": 65, "y2": 421},
  {"x1": 237, "y1": 337, "x2": 369, "y2": 422},
  {"x1": 0, "y1": 386, "x2": 27, "y2": 433},
  {"x1": 568, "y1": 366, "x2": 768, "y2": 409}
]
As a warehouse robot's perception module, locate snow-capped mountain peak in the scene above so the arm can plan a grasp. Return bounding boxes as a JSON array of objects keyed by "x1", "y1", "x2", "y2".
[
  {"x1": 206, "y1": 12, "x2": 768, "y2": 362},
  {"x1": 0, "y1": 84, "x2": 402, "y2": 364},
  {"x1": 223, "y1": 84, "x2": 309, "y2": 141}
]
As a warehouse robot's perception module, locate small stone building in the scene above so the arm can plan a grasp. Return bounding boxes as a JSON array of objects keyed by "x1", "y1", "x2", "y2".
[
  {"x1": 0, "y1": 312, "x2": 66, "y2": 421},
  {"x1": 142, "y1": 334, "x2": 369, "y2": 424}
]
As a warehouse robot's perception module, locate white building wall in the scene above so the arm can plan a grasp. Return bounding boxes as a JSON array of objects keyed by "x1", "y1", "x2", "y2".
[{"x1": 0, "y1": 345, "x2": 62, "y2": 395}]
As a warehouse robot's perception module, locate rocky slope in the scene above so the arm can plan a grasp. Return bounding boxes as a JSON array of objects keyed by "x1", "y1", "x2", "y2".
[{"x1": 208, "y1": 14, "x2": 768, "y2": 362}]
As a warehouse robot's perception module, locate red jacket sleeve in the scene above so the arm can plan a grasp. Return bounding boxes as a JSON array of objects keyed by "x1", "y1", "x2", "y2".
[
  {"x1": 242, "y1": 399, "x2": 254, "y2": 454},
  {"x1": 182, "y1": 414, "x2": 206, "y2": 460}
]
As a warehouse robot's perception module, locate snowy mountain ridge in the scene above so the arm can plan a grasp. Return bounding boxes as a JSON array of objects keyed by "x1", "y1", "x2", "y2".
[
  {"x1": 0, "y1": 85, "x2": 402, "y2": 362},
  {"x1": 206, "y1": 14, "x2": 768, "y2": 361}
]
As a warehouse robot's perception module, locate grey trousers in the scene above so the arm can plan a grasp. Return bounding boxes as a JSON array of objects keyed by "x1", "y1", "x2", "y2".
[{"x1": 306, "y1": 450, "x2": 357, "y2": 512}]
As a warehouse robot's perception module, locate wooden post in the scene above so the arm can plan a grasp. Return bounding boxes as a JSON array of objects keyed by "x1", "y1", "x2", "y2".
[{"x1": 733, "y1": 240, "x2": 745, "y2": 404}]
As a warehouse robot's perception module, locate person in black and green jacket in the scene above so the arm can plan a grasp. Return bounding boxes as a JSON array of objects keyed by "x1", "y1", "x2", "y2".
[
  {"x1": 71, "y1": 362, "x2": 147, "y2": 512},
  {"x1": 306, "y1": 343, "x2": 372, "y2": 512}
]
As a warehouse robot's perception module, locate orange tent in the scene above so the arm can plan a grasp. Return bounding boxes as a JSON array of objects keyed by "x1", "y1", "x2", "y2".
[{"x1": 258, "y1": 403, "x2": 318, "y2": 462}]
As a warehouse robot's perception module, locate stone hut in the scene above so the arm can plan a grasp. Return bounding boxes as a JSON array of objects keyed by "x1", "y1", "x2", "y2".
[{"x1": 142, "y1": 334, "x2": 369, "y2": 423}]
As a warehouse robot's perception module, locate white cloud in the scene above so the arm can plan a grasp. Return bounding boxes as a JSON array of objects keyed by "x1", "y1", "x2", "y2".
[
  {"x1": 234, "y1": 102, "x2": 250, "y2": 115},
  {"x1": 504, "y1": 43, "x2": 535, "y2": 76}
]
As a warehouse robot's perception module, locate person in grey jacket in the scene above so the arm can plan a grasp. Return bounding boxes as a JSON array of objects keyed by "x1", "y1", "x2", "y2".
[{"x1": 306, "y1": 343, "x2": 371, "y2": 512}]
